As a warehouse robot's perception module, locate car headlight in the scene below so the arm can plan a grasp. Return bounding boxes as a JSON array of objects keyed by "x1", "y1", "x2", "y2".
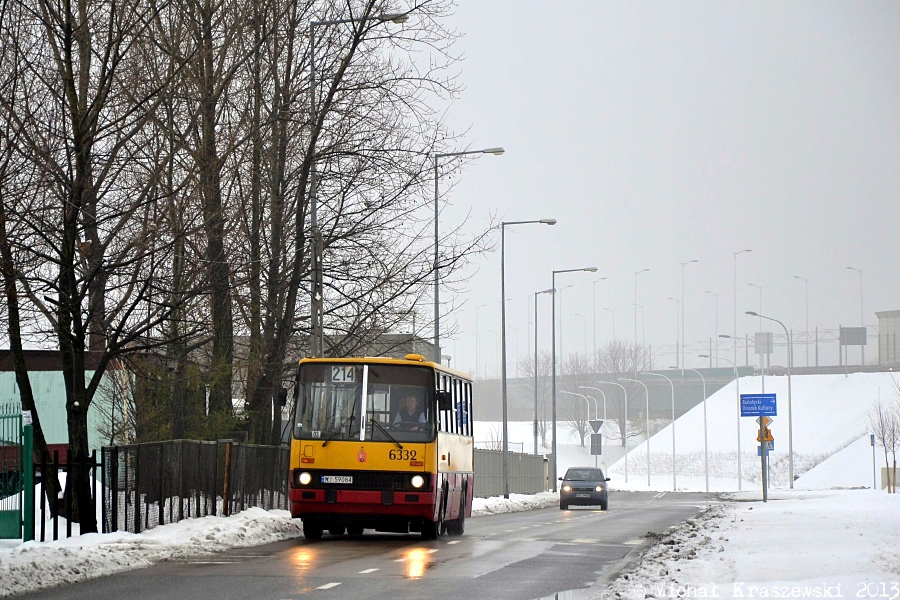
[
  {"x1": 297, "y1": 471, "x2": 312, "y2": 486},
  {"x1": 562, "y1": 485, "x2": 571, "y2": 492},
  {"x1": 411, "y1": 475, "x2": 425, "y2": 489},
  {"x1": 595, "y1": 485, "x2": 605, "y2": 492}
]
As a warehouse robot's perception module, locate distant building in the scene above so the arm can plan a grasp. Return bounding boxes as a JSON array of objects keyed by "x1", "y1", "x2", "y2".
[{"x1": 876, "y1": 310, "x2": 900, "y2": 364}]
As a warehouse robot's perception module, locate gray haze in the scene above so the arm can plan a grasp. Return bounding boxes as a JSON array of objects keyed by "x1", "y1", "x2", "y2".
[{"x1": 428, "y1": 1, "x2": 900, "y2": 377}]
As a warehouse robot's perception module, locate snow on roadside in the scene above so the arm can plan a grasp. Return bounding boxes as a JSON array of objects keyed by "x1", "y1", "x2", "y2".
[
  {"x1": 0, "y1": 508, "x2": 302, "y2": 598},
  {"x1": 593, "y1": 489, "x2": 900, "y2": 600},
  {"x1": 0, "y1": 493, "x2": 557, "y2": 598}
]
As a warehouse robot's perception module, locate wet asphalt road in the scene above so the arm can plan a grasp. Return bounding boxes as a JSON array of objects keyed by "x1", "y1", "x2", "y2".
[{"x1": 16, "y1": 491, "x2": 719, "y2": 600}]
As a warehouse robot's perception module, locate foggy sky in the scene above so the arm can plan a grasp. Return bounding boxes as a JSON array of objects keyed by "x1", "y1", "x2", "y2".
[{"x1": 430, "y1": 1, "x2": 900, "y2": 377}]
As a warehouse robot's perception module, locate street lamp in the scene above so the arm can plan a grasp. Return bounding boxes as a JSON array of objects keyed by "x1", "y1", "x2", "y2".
[
  {"x1": 560, "y1": 391, "x2": 599, "y2": 467},
  {"x1": 533, "y1": 288, "x2": 554, "y2": 455},
  {"x1": 579, "y1": 386, "x2": 607, "y2": 421},
  {"x1": 501, "y1": 219, "x2": 556, "y2": 498},
  {"x1": 705, "y1": 291, "x2": 718, "y2": 366},
  {"x1": 551, "y1": 266, "x2": 598, "y2": 490},
  {"x1": 603, "y1": 308, "x2": 616, "y2": 340},
  {"x1": 746, "y1": 310, "x2": 794, "y2": 488},
  {"x1": 621, "y1": 377, "x2": 650, "y2": 486},
  {"x1": 574, "y1": 313, "x2": 588, "y2": 357},
  {"x1": 592, "y1": 278, "x2": 607, "y2": 366},
  {"x1": 634, "y1": 269, "x2": 650, "y2": 346},
  {"x1": 680, "y1": 367, "x2": 708, "y2": 492},
  {"x1": 732, "y1": 249, "x2": 751, "y2": 450},
  {"x1": 702, "y1": 351, "x2": 741, "y2": 489},
  {"x1": 792, "y1": 276, "x2": 808, "y2": 367},
  {"x1": 640, "y1": 372, "x2": 676, "y2": 491},
  {"x1": 666, "y1": 297, "x2": 680, "y2": 368},
  {"x1": 681, "y1": 259, "x2": 699, "y2": 372},
  {"x1": 558, "y1": 284, "x2": 573, "y2": 361},
  {"x1": 308, "y1": 12, "x2": 409, "y2": 355},
  {"x1": 846, "y1": 267, "x2": 864, "y2": 365},
  {"x1": 594, "y1": 381, "x2": 629, "y2": 482},
  {"x1": 433, "y1": 147, "x2": 505, "y2": 364},
  {"x1": 474, "y1": 304, "x2": 487, "y2": 379}
]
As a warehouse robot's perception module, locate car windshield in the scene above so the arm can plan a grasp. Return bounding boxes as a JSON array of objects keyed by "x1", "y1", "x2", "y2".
[{"x1": 565, "y1": 469, "x2": 605, "y2": 481}]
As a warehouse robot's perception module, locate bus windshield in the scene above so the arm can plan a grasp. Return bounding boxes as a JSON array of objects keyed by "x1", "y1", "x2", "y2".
[{"x1": 294, "y1": 363, "x2": 436, "y2": 443}]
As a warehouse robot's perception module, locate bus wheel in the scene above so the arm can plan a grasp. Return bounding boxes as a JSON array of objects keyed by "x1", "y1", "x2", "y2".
[
  {"x1": 446, "y1": 490, "x2": 466, "y2": 536},
  {"x1": 329, "y1": 525, "x2": 346, "y2": 536},
  {"x1": 303, "y1": 519, "x2": 323, "y2": 541},
  {"x1": 347, "y1": 525, "x2": 364, "y2": 537},
  {"x1": 421, "y1": 513, "x2": 442, "y2": 540}
]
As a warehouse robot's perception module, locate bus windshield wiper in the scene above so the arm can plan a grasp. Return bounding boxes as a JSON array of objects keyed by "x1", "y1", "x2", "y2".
[
  {"x1": 322, "y1": 414, "x2": 354, "y2": 447},
  {"x1": 369, "y1": 417, "x2": 403, "y2": 450}
]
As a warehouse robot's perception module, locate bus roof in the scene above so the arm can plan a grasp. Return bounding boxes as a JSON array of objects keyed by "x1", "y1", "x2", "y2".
[{"x1": 297, "y1": 355, "x2": 473, "y2": 382}]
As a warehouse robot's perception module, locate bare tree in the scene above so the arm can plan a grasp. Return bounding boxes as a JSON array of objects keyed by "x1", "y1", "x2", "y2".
[
  {"x1": 517, "y1": 350, "x2": 553, "y2": 449},
  {"x1": 594, "y1": 339, "x2": 650, "y2": 447},
  {"x1": 562, "y1": 353, "x2": 595, "y2": 447},
  {"x1": 868, "y1": 386, "x2": 900, "y2": 493}
]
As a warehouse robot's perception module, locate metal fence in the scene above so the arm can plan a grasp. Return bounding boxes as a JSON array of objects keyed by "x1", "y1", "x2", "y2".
[
  {"x1": 102, "y1": 439, "x2": 289, "y2": 534},
  {"x1": 474, "y1": 449, "x2": 548, "y2": 497}
]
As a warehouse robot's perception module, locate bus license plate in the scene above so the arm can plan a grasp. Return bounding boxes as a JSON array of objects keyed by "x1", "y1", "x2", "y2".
[{"x1": 322, "y1": 475, "x2": 352, "y2": 484}]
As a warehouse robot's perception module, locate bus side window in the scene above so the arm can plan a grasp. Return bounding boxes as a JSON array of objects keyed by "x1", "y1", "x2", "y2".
[{"x1": 465, "y1": 381, "x2": 472, "y2": 436}]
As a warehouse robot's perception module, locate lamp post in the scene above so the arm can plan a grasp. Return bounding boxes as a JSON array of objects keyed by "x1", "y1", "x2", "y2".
[
  {"x1": 533, "y1": 288, "x2": 554, "y2": 455},
  {"x1": 634, "y1": 269, "x2": 650, "y2": 347},
  {"x1": 732, "y1": 249, "x2": 751, "y2": 462},
  {"x1": 560, "y1": 391, "x2": 598, "y2": 467},
  {"x1": 746, "y1": 310, "x2": 794, "y2": 488},
  {"x1": 592, "y1": 278, "x2": 607, "y2": 366},
  {"x1": 681, "y1": 260, "x2": 699, "y2": 372},
  {"x1": 474, "y1": 304, "x2": 487, "y2": 379},
  {"x1": 574, "y1": 313, "x2": 588, "y2": 358},
  {"x1": 595, "y1": 381, "x2": 628, "y2": 482},
  {"x1": 558, "y1": 284, "x2": 573, "y2": 362},
  {"x1": 666, "y1": 297, "x2": 680, "y2": 368},
  {"x1": 705, "y1": 291, "x2": 718, "y2": 366},
  {"x1": 433, "y1": 147, "x2": 504, "y2": 364},
  {"x1": 551, "y1": 267, "x2": 598, "y2": 490},
  {"x1": 700, "y1": 352, "x2": 741, "y2": 491},
  {"x1": 308, "y1": 12, "x2": 409, "y2": 355},
  {"x1": 579, "y1": 386, "x2": 607, "y2": 421},
  {"x1": 603, "y1": 308, "x2": 616, "y2": 340},
  {"x1": 681, "y1": 367, "x2": 708, "y2": 492},
  {"x1": 846, "y1": 266, "x2": 864, "y2": 365},
  {"x1": 621, "y1": 377, "x2": 651, "y2": 486},
  {"x1": 792, "y1": 276, "x2": 808, "y2": 367},
  {"x1": 501, "y1": 219, "x2": 556, "y2": 498},
  {"x1": 640, "y1": 372, "x2": 676, "y2": 491}
]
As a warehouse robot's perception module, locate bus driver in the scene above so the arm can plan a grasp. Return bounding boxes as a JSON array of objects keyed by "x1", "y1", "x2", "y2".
[{"x1": 393, "y1": 394, "x2": 426, "y2": 430}]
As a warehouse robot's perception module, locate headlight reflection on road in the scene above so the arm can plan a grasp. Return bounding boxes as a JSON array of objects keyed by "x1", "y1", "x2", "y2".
[
  {"x1": 402, "y1": 548, "x2": 430, "y2": 579},
  {"x1": 290, "y1": 547, "x2": 318, "y2": 574}
]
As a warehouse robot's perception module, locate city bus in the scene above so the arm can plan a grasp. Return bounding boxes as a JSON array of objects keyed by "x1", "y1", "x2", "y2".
[{"x1": 288, "y1": 354, "x2": 474, "y2": 540}]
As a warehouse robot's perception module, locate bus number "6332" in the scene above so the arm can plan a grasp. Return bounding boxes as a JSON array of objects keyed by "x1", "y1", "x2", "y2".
[{"x1": 389, "y1": 449, "x2": 417, "y2": 461}]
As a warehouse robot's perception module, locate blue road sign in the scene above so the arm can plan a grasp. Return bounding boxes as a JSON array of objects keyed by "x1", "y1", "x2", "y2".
[
  {"x1": 757, "y1": 441, "x2": 774, "y2": 456},
  {"x1": 741, "y1": 393, "x2": 777, "y2": 417}
]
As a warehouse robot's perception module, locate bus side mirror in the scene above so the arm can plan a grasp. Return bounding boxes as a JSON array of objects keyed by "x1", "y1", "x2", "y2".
[
  {"x1": 436, "y1": 390, "x2": 452, "y2": 412},
  {"x1": 276, "y1": 387, "x2": 288, "y2": 407}
]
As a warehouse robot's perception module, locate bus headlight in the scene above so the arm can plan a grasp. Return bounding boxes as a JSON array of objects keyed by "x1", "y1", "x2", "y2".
[
  {"x1": 410, "y1": 475, "x2": 425, "y2": 489},
  {"x1": 296, "y1": 471, "x2": 312, "y2": 486}
]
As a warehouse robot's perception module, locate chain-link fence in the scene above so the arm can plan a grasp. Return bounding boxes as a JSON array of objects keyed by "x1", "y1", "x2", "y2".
[{"x1": 102, "y1": 440, "x2": 288, "y2": 534}]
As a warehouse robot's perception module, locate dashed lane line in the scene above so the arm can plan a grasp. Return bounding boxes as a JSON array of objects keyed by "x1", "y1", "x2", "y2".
[
  {"x1": 358, "y1": 568, "x2": 379, "y2": 574},
  {"x1": 317, "y1": 583, "x2": 341, "y2": 590}
]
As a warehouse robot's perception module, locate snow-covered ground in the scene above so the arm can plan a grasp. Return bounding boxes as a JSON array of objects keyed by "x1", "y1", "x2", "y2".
[{"x1": 1, "y1": 372, "x2": 897, "y2": 598}]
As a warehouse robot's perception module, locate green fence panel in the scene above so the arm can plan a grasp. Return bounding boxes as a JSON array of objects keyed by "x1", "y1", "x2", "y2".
[{"x1": 0, "y1": 405, "x2": 23, "y2": 539}]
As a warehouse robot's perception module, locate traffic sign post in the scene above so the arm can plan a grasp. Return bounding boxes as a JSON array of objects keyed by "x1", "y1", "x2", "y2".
[{"x1": 741, "y1": 394, "x2": 776, "y2": 503}]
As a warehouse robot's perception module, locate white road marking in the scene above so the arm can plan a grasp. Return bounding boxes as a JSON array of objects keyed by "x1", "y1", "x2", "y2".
[
  {"x1": 572, "y1": 539, "x2": 598, "y2": 544},
  {"x1": 186, "y1": 561, "x2": 237, "y2": 565},
  {"x1": 317, "y1": 582, "x2": 341, "y2": 590},
  {"x1": 654, "y1": 492, "x2": 667, "y2": 499},
  {"x1": 427, "y1": 549, "x2": 439, "y2": 554},
  {"x1": 447, "y1": 540, "x2": 461, "y2": 545},
  {"x1": 359, "y1": 568, "x2": 379, "y2": 574},
  {"x1": 624, "y1": 538, "x2": 644, "y2": 545}
]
